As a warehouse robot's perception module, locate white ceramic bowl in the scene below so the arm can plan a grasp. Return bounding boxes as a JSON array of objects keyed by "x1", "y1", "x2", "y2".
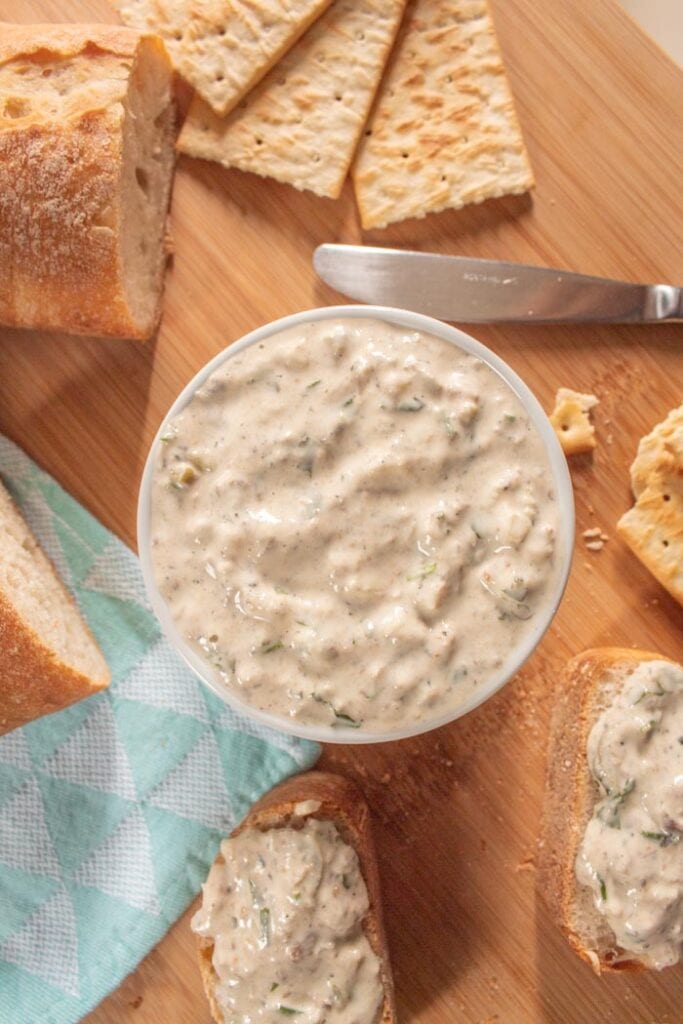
[{"x1": 138, "y1": 305, "x2": 574, "y2": 744}]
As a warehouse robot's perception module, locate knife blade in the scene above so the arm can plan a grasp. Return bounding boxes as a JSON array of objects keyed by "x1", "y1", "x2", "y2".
[{"x1": 313, "y1": 244, "x2": 683, "y2": 324}]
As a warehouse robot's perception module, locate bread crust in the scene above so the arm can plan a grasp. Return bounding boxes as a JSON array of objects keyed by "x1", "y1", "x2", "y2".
[
  {"x1": 0, "y1": 591, "x2": 110, "y2": 735},
  {"x1": 537, "y1": 647, "x2": 676, "y2": 974},
  {"x1": 0, "y1": 24, "x2": 174, "y2": 340},
  {"x1": 195, "y1": 771, "x2": 397, "y2": 1024}
]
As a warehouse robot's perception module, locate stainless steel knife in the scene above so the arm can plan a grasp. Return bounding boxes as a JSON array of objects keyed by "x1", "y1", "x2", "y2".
[{"x1": 313, "y1": 244, "x2": 683, "y2": 324}]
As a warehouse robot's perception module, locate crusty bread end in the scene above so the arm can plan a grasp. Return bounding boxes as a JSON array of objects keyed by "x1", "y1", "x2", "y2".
[
  {"x1": 537, "y1": 647, "x2": 676, "y2": 974},
  {"x1": 196, "y1": 771, "x2": 396, "y2": 1024}
]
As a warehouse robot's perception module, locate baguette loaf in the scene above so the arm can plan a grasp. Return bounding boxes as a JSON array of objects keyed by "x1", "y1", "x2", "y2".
[
  {"x1": 538, "y1": 647, "x2": 679, "y2": 974},
  {"x1": 195, "y1": 771, "x2": 396, "y2": 1024},
  {"x1": 0, "y1": 479, "x2": 110, "y2": 735},
  {"x1": 0, "y1": 23, "x2": 176, "y2": 340}
]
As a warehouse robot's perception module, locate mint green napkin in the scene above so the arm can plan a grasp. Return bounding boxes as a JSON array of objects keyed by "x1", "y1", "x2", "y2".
[{"x1": 0, "y1": 435, "x2": 320, "y2": 1024}]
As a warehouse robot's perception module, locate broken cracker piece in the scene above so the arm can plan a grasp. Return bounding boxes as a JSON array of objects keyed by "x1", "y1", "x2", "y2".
[
  {"x1": 550, "y1": 388, "x2": 598, "y2": 456},
  {"x1": 111, "y1": 0, "x2": 333, "y2": 116},
  {"x1": 617, "y1": 403, "x2": 683, "y2": 606},
  {"x1": 178, "y1": 0, "x2": 407, "y2": 199},
  {"x1": 351, "y1": 0, "x2": 534, "y2": 230}
]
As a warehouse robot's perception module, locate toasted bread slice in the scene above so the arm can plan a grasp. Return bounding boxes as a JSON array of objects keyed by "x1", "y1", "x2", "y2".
[
  {"x1": 537, "y1": 647, "x2": 678, "y2": 974},
  {"x1": 195, "y1": 771, "x2": 396, "y2": 1024}
]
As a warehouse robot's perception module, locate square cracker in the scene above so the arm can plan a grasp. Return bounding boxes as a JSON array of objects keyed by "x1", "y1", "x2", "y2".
[
  {"x1": 178, "y1": 0, "x2": 407, "y2": 199},
  {"x1": 617, "y1": 403, "x2": 683, "y2": 606},
  {"x1": 352, "y1": 0, "x2": 534, "y2": 229},
  {"x1": 111, "y1": 0, "x2": 334, "y2": 116}
]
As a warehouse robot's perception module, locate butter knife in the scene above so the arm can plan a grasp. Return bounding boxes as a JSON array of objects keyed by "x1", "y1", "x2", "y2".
[{"x1": 313, "y1": 244, "x2": 683, "y2": 324}]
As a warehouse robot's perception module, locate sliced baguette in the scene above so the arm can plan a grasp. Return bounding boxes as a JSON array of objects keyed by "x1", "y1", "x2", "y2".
[
  {"x1": 0, "y1": 23, "x2": 176, "y2": 340},
  {"x1": 537, "y1": 647, "x2": 677, "y2": 974},
  {"x1": 196, "y1": 770, "x2": 396, "y2": 1024},
  {"x1": 0, "y1": 479, "x2": 110, "y2": 735}
]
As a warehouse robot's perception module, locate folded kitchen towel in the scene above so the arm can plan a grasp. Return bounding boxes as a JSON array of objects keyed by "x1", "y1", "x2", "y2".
[{"x1": 0, "y1": 435, "x2": 320, "y2": 1024}]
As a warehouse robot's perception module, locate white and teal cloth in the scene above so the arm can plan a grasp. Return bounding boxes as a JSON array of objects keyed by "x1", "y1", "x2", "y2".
[{"x1": 0, "y1": 435, "x2": 320, "y2": 1024}]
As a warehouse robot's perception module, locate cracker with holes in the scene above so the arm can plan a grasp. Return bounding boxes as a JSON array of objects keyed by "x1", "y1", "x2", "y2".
[
  {"x1": 617, "y1": 404, "x2": 683, "y2": 606},
  {"x1": 111, "y1": 0, "x2": 334, "y2": 116},
  {"x1": 351, "y1": 0, "x2": 533, "y2": 230},
  {"x1": 178, "y1": 0, "x2": 407, "y2": 198},
  {"x1": 549, "y1": 388, "x2": 598, "y2": 456}
]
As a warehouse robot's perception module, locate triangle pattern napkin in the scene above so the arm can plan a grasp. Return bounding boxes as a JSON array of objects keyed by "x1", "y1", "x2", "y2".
[{"x1": 0, "y1": 435, "x2": 320, "y2": 1024}]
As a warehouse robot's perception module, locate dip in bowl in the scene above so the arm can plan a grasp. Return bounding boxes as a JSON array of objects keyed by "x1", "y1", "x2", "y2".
[{"x1": 138, "y1": 306, "x2": 574, "y2": 743}]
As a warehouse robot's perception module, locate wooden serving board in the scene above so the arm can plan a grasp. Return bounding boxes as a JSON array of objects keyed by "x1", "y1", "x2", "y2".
[{"x1": 2, "y1": 0, "x2": 683, "y2": 1021}]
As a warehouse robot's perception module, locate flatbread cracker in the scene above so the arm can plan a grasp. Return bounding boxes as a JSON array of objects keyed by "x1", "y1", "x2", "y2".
[
  {"x1": 550, "y1": 388, "x2": 598, "y2": 456},
  {"x1": 178, "y1": 0, "x2": 407, "y2": 199},
  {"x1": 111, "y1": 0, "x2": 334, "y2": 116},
  {"x1": 617, "y1": 403, "x2": 683, "y2": 606},
  {"x1": 352, "y1": 0, "x2": 534, "y2": 229}
]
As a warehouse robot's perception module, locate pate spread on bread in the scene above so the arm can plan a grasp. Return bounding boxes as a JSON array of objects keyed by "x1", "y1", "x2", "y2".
[
  {"x1": 538, "y1": 648, "x2": 683, "y2": 973},
  {"x1": 192, "y1": 772, "x2": 396, "y2": 1024}
]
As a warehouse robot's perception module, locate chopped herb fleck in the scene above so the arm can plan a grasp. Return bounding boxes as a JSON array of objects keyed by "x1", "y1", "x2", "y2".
[
  {"x1": 342, "y1": 873, "x2": 352, "y2": 890},
  {"x1": 503, "y1": 413, "x2": 517, "y2": 424},
  {"x1": 270, "y1": 982, "x2": 279, "y2": 992},
  {"x1": 260, "y1": 640, "x2": 283, "y2": 654},
  {"x1": 333, "y1": 710, "x2": 361, "y2": 728},
  {"x1": 641, "y1": 830, "x2": 681, "y2": 848},
  {"x1": 406, "y1": 561, "x2": 438, "y2": 581},
  {"x1": 598, "y1": 874, "x2": 607, "y2": 902},
  {"x1": 597, "y1": 778, "x2": 635, "y2": 829},
  {"x1": 306, "y1": 379, "x2": 322, "y2": 389},
  {"x1": 278, "y1": 1008, "x2": 302, "y2": 1016},
  {"x1": 633, "y1": 684, "x2": 665, "y2": 705},
  {"x1": 313, "y1": 693, "x2": 362, "y2": 728},
  {"x1": 396, "y1": 397, "x2": 425, "y2": 412},
  {"x1": 342, "y1": 396, "x2": 354, "y2": 407}
]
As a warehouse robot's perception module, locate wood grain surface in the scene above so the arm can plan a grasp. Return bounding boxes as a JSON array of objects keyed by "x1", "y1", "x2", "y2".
[{"x1": 1, "y1": 1, "x2": 683, "y2": 1022}]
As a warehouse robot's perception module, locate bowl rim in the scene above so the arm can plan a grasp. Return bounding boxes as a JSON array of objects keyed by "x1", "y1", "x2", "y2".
[{"x1": 137, "y1": 304, "x2": 575, "y2": 744}]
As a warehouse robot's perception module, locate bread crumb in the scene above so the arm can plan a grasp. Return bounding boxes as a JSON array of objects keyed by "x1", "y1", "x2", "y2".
[
  {"x1": 582, "y1": 527, "x2": 601, "y2": 539},
  {"x1": 585, "y1": 540, "x2": 604, "y2": 551},
  {"x1": 380, "y1": 772, "x2": 392, "y2": 784}
]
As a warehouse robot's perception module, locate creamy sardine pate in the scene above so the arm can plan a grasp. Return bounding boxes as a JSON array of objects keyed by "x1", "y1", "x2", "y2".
[
  {"x1": 192, "y1": 817, "x2": 383, "y2": 1024},
  {"x1": 150, "y1": 318, "x2": 559, "y2": 731},
  {"x1": 576, "y1": 660, "x2": 683, "y2": 969}
]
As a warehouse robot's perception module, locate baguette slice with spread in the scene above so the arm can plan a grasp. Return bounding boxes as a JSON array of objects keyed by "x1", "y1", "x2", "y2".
[
  {"x1": 195, "y1": 770, "x2": 396, "y2": 1024},
  {"x1": 538, "y1": 647, "x2": 679, "y2": 974},
  {"x1": 0, "y1": 480, "x2": 110, "y2": 735},
  {"x1": 0, "y1": 23, "x2": 176, "y2": 340}
]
